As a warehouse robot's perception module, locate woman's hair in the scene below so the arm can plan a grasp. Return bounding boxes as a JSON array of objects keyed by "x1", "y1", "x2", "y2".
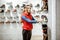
[
  {"x1": 23, "y1": 5, "x2": 30, "y2": 12},
  {"x1": 24, "y1": 5, "x2": 30, "y2": 9}
]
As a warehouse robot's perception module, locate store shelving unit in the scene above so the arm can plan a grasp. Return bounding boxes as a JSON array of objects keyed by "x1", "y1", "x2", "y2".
[{"x1": 0, "y1": 7, "x2": 20, "y2": 24}]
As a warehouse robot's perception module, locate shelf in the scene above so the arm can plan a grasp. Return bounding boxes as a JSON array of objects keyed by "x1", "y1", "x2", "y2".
[
  {"x1": 0, "y1": 21, "x2": 4, "y2": 24},
  {"x1": 11, "y1": 21, "x2": 16, "y2": 23}
]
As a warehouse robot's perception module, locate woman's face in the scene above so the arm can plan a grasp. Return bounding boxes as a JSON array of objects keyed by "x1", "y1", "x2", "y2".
[
  {"x1": 24, "y1": 5, "x2": 31, "y2": 15},
  {"x1": 24, "y1": 5, "x2": 31, "y2": 13},
  {"x1": 24, "y1": 7, "x2": 28, "y2": 12},
  {"x1": 27, "y1": 6, "x2": 31, "y2": 13}
]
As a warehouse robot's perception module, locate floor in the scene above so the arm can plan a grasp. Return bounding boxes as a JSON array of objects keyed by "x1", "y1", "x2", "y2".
[
  {"x1": 31, "y1": 35, "x2": 43, "y2": 40},
  {"x1": 0, "y1": 23, "x2": 43, "y2": 40}
]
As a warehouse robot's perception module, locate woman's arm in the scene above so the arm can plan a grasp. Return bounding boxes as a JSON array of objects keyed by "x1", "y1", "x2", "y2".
[{"x1": 21, "y1": 16, "x2": 38, "y2": 23}]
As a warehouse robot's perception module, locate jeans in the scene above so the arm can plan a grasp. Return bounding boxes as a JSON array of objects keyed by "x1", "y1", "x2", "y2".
[{"x1": 22, "y1": 29, "x2": 32, "y2": 40}]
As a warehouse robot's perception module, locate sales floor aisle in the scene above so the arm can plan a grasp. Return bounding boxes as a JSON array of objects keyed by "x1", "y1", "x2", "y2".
[{"x1": 0, "y1": 23, "x2": 43, "y2": 40}]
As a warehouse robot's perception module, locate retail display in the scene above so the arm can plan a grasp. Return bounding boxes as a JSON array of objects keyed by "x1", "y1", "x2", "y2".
[
  {"x1": 41, "y1": 15, "x2": 48, "y2": 40},
  {"x1": 41, "y1": 0, "x2": 48, "y2": 12},
  {"x1": 15, "y1": 4, "x2": 20, "y2": 8},
  {"x1": 0, "y1": 0, "x2": 48, "y2": 40}
]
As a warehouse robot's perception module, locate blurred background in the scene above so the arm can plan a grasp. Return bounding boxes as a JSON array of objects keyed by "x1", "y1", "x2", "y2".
[{"x1": 0, "y1": 0, "x2": 49, "y2": 40}]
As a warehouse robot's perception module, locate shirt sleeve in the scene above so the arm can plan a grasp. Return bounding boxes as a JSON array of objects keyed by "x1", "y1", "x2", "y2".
[
  {"x1": 21, "y1": 16, "x2": 38, "y2": 23},
  {"x1": 32, "y1": 17, "x2": 35, "y2": 20}
]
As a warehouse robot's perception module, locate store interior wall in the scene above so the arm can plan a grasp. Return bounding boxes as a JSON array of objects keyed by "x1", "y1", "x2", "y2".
[
  {"x1": 47, "y1": 0, "x2": 56, "y2": 40},
  {"x1": 0, "y1": 0, "x2": 43, "y2": 35},
  {"x1": 48, "y1": 0, "x2": 52, "y2": 40},
  {"x1": 48, "y1": 0, "x2": 60, "y2": 40},
  {"x1": 56, "y1": 0, "x2": 60, "y2": 40},
  {"x1": 0, "y1": 0, "x2": 46, "y2": 40}
]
